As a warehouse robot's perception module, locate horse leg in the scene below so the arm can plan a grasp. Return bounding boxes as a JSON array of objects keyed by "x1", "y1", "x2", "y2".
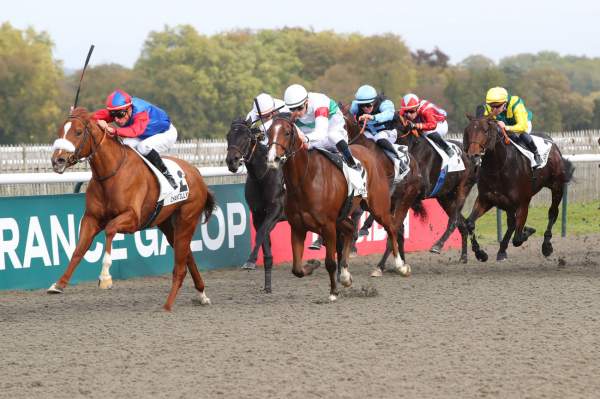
[
  {"x1": 290, "y1": 227, "x2": 318, "y2": 278},
  {"x1": 497, "y1": 212, "x2": 516, "y2": 261},
  {"x1": 430, "y1": 196, "x2": 458, "y2": 255},
  {"x1": 457, "y1": 215, "x2": 469, "y2": 263},
  {"x1": 321, "y1": 224, "x2": 340, "y2": 301},
  {"x1": 359, "y1": 213, "x2": 375, "y2": 237},
  {"x1": 542, "y1": 184, "x2": 563, "y2": 257},
  {"x1": 372, "y1": 240, "x2": 392, "y2": 277},
  {"x1": 48, "y1": 214, "x2": 102, "y2": 293},
  {"x1": 512, "y1": 204, "x2": 535, "y2": 247},
  {"x1": 466, "y1": 196, "x2": 493, "y2": 262},
  {"x1": 336, "y1": 218, "x2": 354, "y2": 288},
  {"x1": 241, "y1": 212, "x2": 264, "y2": 270},
  {"x1": 97, "y1": 211, "x2": 139, "y2": 290},
  {"x1": 159, "y1": 219, "x2": 210, "y2": 305},
  {"x1": 262, "y1": 234, "x2": 274, "y2": 293}
]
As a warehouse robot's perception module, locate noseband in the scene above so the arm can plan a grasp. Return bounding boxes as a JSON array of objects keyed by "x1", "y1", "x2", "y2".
[
  {"x1": 228, "y1": 122, "x2": 260, "y2": 164},
  {"x1": 466, "y1": 119, "x2": 500, "y2": 155}
]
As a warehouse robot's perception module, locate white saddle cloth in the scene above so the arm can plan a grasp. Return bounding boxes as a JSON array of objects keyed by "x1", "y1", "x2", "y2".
[
  {"x1": 509, "y1": 135, "x2": 553, "y2": 169},
  {"x1": 424, "y1": 137, "x2": 466, "y2": 173},
  {"x1": 134, "y1": 149, "x2": 190, "y2": 205},
  {"x1": 342, "y1": 159, "x2": 368, "y2": 198}
]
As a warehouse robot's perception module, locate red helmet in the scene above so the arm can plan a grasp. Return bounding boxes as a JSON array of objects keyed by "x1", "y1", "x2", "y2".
[
  {"x1": 105, "y1": 89, "x2": 132, "y2": 111},
  {"x1": 400, "y1": 93, "x2": 420, "y2": 111}
]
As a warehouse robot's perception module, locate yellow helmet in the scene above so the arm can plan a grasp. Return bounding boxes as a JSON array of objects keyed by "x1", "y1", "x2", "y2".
[{"x1": 486, "y1": 87, "x2": 508, "y2": 104}]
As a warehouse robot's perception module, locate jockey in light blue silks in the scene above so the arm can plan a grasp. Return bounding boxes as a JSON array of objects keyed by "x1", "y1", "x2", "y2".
[
  {"x1": 284, "y1": 84, "x2": 362, "y2": 171},
  {"x1": 350, "y1": 85, "x2": 408, "y2": 177}
]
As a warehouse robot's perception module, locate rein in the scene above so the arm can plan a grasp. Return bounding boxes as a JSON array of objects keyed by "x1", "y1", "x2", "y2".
[
  {"x1": 268, "y1": 116, "x2": 310, "y2": 187},
  {"x1": 67, "y1": 115, "x2": 127, "y2": 182}
]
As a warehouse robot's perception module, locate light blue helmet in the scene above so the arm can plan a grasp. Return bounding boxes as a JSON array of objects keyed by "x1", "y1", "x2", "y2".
[{"x1": 354, "y1": 85, "x2": 378, "y2": 104}]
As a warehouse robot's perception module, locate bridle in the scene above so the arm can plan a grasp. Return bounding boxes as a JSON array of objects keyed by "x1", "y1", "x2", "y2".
[
  {"x1": 228, "y1": 121, "x2": 260, "y2": 165},
  {"x1": 64, "y1": 115, "x2": 127, "y2": 182},
  {"x1": 267, "y1": 115, "x2": 305, "y2": 164},
  {"x1": 465, "y1": 118, "x2": 499, "y2": 156}
]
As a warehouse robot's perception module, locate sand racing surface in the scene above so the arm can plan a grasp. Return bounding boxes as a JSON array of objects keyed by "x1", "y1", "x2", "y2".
[{"x1": 1, "y1": 234, "x2": 600, "y2": 398}]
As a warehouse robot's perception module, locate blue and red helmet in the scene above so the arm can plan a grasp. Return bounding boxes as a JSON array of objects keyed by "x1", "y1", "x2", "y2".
[{"x1": 105, "y1": 89, "x2": 132, "y2": 111}]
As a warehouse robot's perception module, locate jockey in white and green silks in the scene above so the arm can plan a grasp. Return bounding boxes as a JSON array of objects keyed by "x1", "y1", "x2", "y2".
[{"x1": 284, "y1": 84, "x2": 361, "y2": 171}]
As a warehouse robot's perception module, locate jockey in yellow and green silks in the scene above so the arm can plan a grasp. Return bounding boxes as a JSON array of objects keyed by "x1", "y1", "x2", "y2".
[{"x1": 477, "y1": 87, "x2": 541, "y2": 167}]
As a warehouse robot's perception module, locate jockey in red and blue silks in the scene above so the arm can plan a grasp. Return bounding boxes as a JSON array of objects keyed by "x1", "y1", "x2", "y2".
[{"x1": 93, "y1": 89, "x2": 178, "y2": 188}]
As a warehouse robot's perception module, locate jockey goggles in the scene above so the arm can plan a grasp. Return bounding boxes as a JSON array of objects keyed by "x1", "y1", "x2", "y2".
[{"x1": 109, "y1": 109, "x2": 129, "y2": 118}]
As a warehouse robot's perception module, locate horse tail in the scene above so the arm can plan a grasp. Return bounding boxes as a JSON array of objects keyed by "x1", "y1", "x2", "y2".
[
  {"x1": 561, "y1": 157, "x2": 575, "y2": 183},
  {"x1": 202, "y1": 189, "x2": 217, "y2": 224},
  {"x1": 411, "y1": 197, "x2": 427, "y2": 221}
]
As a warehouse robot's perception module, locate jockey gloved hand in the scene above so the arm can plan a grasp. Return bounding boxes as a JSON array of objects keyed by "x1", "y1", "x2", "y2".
[
  {"x1": 298, "y1": 131, "x2": 309, "y2": 150},
  {"x1": 358, "y1": 114, "x2": 374, "y2": 122},
  {"x1": 406, "y1": 120, "x2": 416, "y2": 130}
]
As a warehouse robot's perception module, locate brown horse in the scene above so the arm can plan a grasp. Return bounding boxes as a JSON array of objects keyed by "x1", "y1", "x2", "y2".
[
  {"x1": 342, "y1": 108, "x2": 423, "y2": 275},
  {"x1": 266, "y1": 113, "x2": 407, "y2": 301},
  {"x1": 463, "y1": 115, "x2": 574, "y2": 261},
  {"x1": 394, "y1": 116, "x2": 477, "y2": 263},
  {"x1": 49, "y1": 108, "x2": 215, "y2": 311}
]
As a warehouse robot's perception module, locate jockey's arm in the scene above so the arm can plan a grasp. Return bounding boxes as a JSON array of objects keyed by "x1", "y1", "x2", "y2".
[
  {"x1": 372, "y1": 100, "x2": 395, "y2": 123},
  {"x1": 506, "y1": 103, "x2": 529, "y2": 133},
  {"x1": 92, "y1": 109, "x2": 114, "y2": 123},
  {"x1": 116, "y1": 111, "x2": 150, "y2": 138},
  {"x1": 414, "y1": 108, "x2": 438, "y2": 131}
]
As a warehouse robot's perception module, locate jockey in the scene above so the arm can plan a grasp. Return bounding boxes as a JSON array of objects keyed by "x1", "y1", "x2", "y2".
[
  {"x1": 480, "y1": 87, "x2": 541, "y2": 166},
  {"x1": 93, "y1": 89, "x2": 177, "y2": 189},
  {"x1": 284, "y1": 84, "x2": 361, "y2": 171},
  {"x1": 246, "y1": 93, "x2": 288, "y2": 145},
  {"x1": 350, "y1": 85, "x2": 407, "y2": 175},
  {"x1": 400, "y1": 93, "x2": 454, "y2": 157}
]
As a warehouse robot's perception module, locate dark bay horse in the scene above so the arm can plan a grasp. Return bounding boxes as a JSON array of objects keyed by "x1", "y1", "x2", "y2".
[
  {"x1": 266, "y1": 114, "x2": 407, "y2": 301},
  {"x1": 49, "y1": 108, "x2": 215, "y2": 311},
  {"x1": 395, "y1": 119, "x2": 477, "y2": 262},
  {"x1": 463, "y1": 115, "x2": 574, "y2": 261},
  {"x1": 343, "y1": 108, "x2": 423, "y2": 275},
  {"x1": 226, "y1": 117, "x2": 285, "y2": 293}
]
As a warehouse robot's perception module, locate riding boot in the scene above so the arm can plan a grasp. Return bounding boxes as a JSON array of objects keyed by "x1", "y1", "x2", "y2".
[
  {"x1": 145, "y1": 149, "x2": 178, "y2": 189},
  {"x1": 520, "y1": 133, "x2": 542, "y2": 167},
  {"x1": 336, "y1": 140, "x2": 361, "y2": 171},
  {"x1": 377, "y1": 138, "x2": 407, "y2": 176},
  {"x1": 427, "y1": 132, "x2": 454, "y2": 157}
]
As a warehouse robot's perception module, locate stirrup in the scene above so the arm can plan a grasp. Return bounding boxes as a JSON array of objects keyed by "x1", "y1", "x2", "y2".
[{"x1": 164, "y1": 173, "x2": 177, "y2": 189}]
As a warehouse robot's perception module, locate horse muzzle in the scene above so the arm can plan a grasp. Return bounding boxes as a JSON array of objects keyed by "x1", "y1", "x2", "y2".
[
  {"x1": 469, "y1": 154, "x2": 482, "y2": 167},
  {"x1": 225, "y1": 155, "x2": 242, "y2": 173},
  {"x1": 51, "y1": 155, "x2": 68, "y2": 174}
]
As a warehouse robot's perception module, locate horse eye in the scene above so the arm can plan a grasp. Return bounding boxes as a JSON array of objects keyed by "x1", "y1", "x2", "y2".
[{"x1": 76, "y1": 130, "x2": 83, "y2": 136}]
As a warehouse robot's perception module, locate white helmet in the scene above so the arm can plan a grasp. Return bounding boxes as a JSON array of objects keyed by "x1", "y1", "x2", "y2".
[
  {"x1": 253, "y1": 93, "x2": 276, "y2": 116},
  {"x1": 284, "y1": 84, "x2": 308, "y2": 109}
]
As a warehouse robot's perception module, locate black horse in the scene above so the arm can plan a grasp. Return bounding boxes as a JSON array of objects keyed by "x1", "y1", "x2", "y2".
[
  {"x1": 226, "y1": 118, "x2": 285, "y2": 293},
  {"x1": 394, "y1": 123, "x2": 478, "y2": 263},
  {"x1": 463, "y1": 115, "x2": 574, "y2": 261}
]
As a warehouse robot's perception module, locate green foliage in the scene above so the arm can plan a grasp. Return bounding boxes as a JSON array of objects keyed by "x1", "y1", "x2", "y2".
[
  {"x1": 3, "y1": 25, "x2": 600, "y2": 142},
  {"x1": 0, "y1": 23, "x2": 64, "y2": 144}
]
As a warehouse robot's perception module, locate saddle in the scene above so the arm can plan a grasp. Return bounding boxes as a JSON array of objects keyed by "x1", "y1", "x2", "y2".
[
  {"x1": 314, "y1": 148, "x2": 367, "y2": 199},
  {"x1": 508, "y1": 134, "x2": 553, "y2": 169}
]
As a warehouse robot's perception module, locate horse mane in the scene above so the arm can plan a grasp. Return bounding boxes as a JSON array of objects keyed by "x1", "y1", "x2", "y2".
[{"x1": 70, "y1": 107, "x2": 90, "y2": 119}]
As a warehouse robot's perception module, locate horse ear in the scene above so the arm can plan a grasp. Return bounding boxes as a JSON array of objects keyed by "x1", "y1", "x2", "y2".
[{"x1": 466, "y1": 113, "x2": 475, "y2": 121}]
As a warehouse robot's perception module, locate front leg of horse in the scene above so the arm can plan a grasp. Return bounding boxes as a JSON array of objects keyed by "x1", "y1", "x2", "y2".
[
  {"x1": 497, "y1": 212, "x2": 516, "y2": 261},
  {"x1": 321, "y1": 228, "x2": 341, "y2": 301},
  {"x1": 466, "y1": 197, "x2": 493, "y2": 262},
  {"x1": 290, "y1": 228, "x2": 316, "y2": 278},
  {"x1": 48, "y1": 215, "x2": 101, "y2": 293},
  {"x1": 98, "y1": 211, "x2": 140, "y2": 289},
  {"x1": 512, "y1": 205, "x2": 535, "y2": 247}
]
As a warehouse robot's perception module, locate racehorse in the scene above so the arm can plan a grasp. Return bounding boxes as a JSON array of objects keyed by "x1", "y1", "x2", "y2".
[
  {"x1": 394, "y1": 116, "x2": 477, "y2": 262},
  {"x1": 49, "y1": 108, "x2": 215, "y2": 311},
  {"x1": 226, "y1": 117, "x2": 285, "y2": 293},
  {"x1": 342, "y1": 107, "x2": 423, "y2": 274},
  {"x1": 266, "y1": 113, "x2": 408, "y2": 301},
  {"x1": 463, "y1": 115, "x2": 574, "y2": 261}
]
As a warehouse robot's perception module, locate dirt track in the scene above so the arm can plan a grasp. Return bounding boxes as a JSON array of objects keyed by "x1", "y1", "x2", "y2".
[{"x1": 1, "y1": 234, "x2": 600, "y2": 398}]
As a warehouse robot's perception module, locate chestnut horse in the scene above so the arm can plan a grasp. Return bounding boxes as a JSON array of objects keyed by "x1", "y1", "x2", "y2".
[
  {"x1": 463, "y1": 115, "x2": 574, "y2": 261},
  {"x1": 343, "y1": 108, "x2": 423, "y2": 274},
  {"x1": 49, "y1": 108, "x2": 215, "y2": 311},
  {"x1": 266, "y1": 113, "x2": 407, "y2": 301},
  {"x1": 226, "y1": 117, "x2": 285, "y2": 293}
]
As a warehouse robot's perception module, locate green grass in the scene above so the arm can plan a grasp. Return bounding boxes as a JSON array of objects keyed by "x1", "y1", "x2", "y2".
[{"x1": 466, "y1": 200, "x2": 600, "y2": 243}]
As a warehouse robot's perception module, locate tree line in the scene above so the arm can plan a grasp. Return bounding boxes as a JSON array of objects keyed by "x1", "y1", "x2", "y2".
[{"x1": 2, "y1": 22, "x2": 600, "y2": 144}]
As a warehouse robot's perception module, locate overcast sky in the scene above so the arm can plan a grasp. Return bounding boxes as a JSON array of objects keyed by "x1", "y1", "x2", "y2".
[{"x1": 4, "y1": 0, "x2": 599, "y2": 69}]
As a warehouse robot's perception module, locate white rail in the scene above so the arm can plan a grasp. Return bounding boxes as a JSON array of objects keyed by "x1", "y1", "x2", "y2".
[{"x1": 0, "y1": 166, "x2": 246, "y2": 185}]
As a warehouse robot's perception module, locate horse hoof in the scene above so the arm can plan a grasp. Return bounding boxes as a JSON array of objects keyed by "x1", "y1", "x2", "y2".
[
  {"x1": 512, "y1": 240, "x2": 523, "y2": 247},
  {"x1": 430, "y1": 245, "x2": 441, "y2": 254},
  {"x1": 358, "y1": 228, "x2": 369, "y2": 237},
  {"x1": 340, "y1": 270, "x2": 353, "y2": 287},
  {"x1": 542, "y1": 242, "x2": 553, "y2": 257},
  {"x1": 192, "y1": 292, "x2": 211, "y2": 306},
  {"x1": 241, "y1": 262, "x2": 256, "y2": 270},
  {"x1": 496, "y1": 252, "x2": 507, "y2": 262},
  {"x1": 476, "y1": 251, "x2": 488, "y2": 262},
  {"x1": 395, "y1": 264, "x2": 411, "y2": 277},
  {"x1": 262, "y1": 287, "x2": 272, "y2": 294},
  {"x1": 328, "y1": 294, "x2": 338, "y2": 302},
  {"x1": 308, "y1": 243, "x2": 322, "y2": 250},
  {"x1": 460, "y1": 255, "x2": 468, "y2": 264},
  {"x1": 370, "y1": 268, "x2": 383, "y2": 277},
  {"x1": 47, "y1": 283, "x2": 64, "y2": 294},
  {"x1": 98, "y1": 277, "x2": 113, "y2": 290}
]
